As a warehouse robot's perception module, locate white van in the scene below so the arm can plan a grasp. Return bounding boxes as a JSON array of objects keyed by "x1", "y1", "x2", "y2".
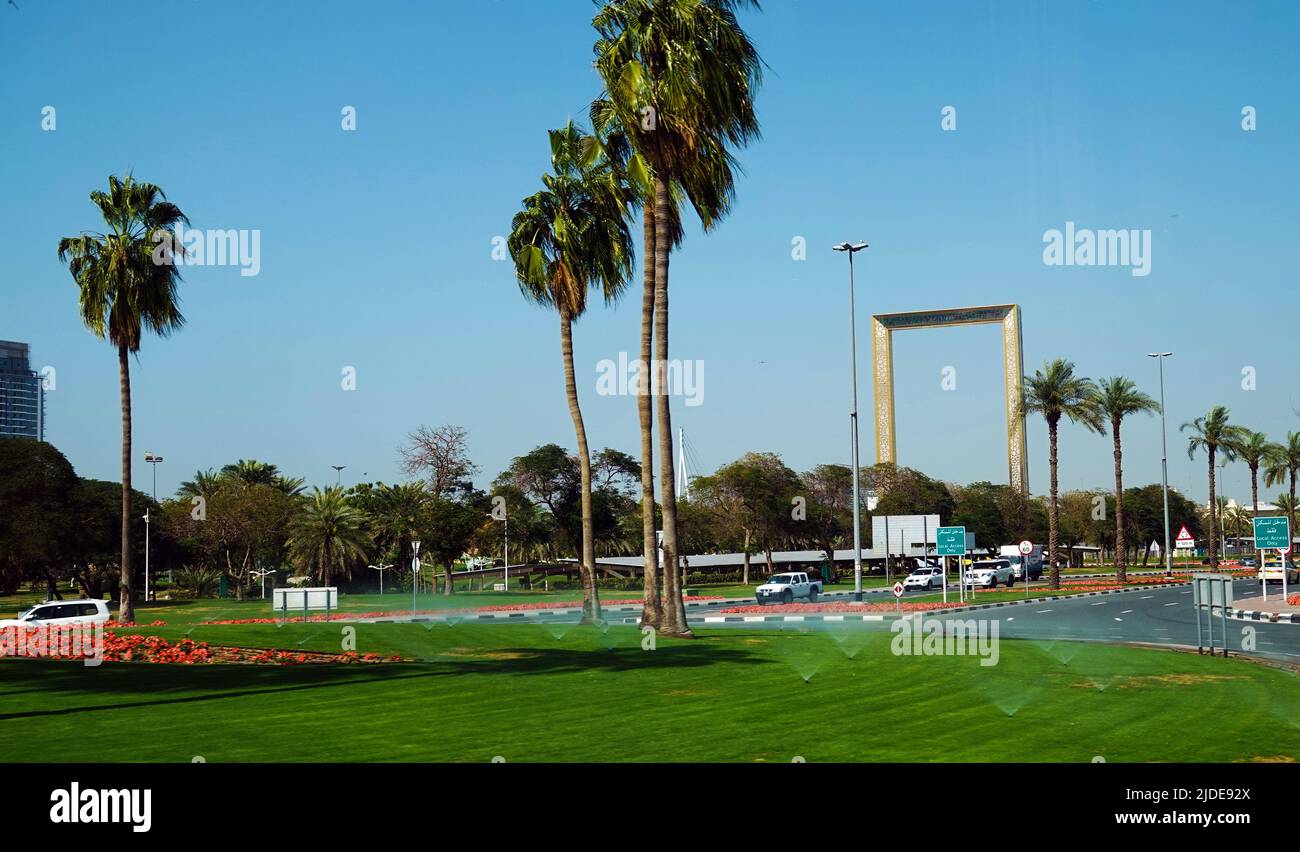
[
  {"x1": 1000, "y1": 544, "x2": 1044, "y2": 581},
  {"x1": 0, "y1": 599, "x2": 111, "y2": 629}
]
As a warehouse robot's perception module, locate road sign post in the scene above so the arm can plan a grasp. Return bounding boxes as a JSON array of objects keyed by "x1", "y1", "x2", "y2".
[
  {"x1": 893, "y1": 581, "x2": 904, "y2": 615},
  {"x1": 1019, "y1": 539, "x2": 1034, "y2": 599},
  {"x1": 1191, "y1": 573, "x2": 1233, "y2": 656},
  {"x1": 936, "y1": 526, "x2": 965, "y2": 605},
  {"x1": 1253, "y1": 517, "x2": 1290, "y2": 602}
]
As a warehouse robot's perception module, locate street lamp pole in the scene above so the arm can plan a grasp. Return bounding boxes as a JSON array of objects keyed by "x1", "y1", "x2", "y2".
[
  {"x1": 411, "y1": 540, "x2": 421, "y2": 614},
  {"x1": 331, "y1": 465, "x2": 346, "y2": 487},
  {"x1": 370, "y1": 563, "x2": 392, "y2": 595},
  {"x1": 834, "y1": 241, "x2": 869, "y2": 602},
  {"x1": 1147, "y1": 353, "x2": 1174, "y2": 575}
]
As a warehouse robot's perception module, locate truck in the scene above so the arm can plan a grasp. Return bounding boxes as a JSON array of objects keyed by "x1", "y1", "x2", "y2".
[
  {"x1": 754, "y1": 572, "x2": 823, "y2": 605},
  {"x1": 1000, "y1": 544, "x2": 1044, "y2": 582}
]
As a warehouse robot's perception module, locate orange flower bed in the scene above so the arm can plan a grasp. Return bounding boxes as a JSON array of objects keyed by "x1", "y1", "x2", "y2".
[{"x1": 720, "y1": 601, "x2": 967, "y2": 614}]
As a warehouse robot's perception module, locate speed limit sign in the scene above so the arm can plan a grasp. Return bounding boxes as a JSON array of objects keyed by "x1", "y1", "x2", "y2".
[{"x1": 1019, "y1": 539, "x2": 1034, "y2": 556}]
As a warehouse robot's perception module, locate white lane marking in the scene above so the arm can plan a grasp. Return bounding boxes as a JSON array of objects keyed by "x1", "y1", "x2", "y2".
[
  {"x1": 1113, "y1": 617, "x2": 1124, "y2": 622},
  {"x1": 1140, "y1": 596, "x2": 1154, "y2": 600},
  {"x1": 1090, "y1": 602, "x2": 1108, "y2": 606},
  {"x1": 1121, "y1": 610, "x2": 1133, "y2": 614},
  {"x1": 1180, "y1": 591, "x2": 1192, "y2": 595},
  {"x1": 1164, "y1": 602, "x2": 1180, "y2": 607},
  {"x1": 1006, "y1": 617, "x2": 1015, "y2": 622},
  {"x1": 1036, "y1": 609, "x2": 1053, "y2": 614}
]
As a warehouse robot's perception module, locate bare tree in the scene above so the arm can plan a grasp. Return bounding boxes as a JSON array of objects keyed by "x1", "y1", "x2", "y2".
[{"x1": 398, "y1": 425, "x2": 478, "y2": 497}]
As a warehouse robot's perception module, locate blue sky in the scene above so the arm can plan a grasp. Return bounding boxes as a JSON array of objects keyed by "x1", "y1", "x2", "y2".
[{"x1": 3, "y1": 0, "x2": 1298, "y2": 513}]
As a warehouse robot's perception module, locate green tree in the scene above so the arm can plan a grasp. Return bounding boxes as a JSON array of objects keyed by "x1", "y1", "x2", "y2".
[
  {"x1": 950, "y1": 481, "x2": 1010, "y2": 554},
  {"x1": 508, "y1": 122, "x2": 634, "y2": 623},
  {"x1": 1021, "y1": 359, "x2": 1103, "y2": 588},
  {"x1": 1263, "y1": 432, "x2": 1300, "y2": 543},
  {"x1": 592, "y1": 0, "x2": 764, "y2": 637},
  {"x1": 1092, "y1": 376, "x2": 1160, "y2": 582},
  {"x1": 1181, "y1": 406, "x2": 1246, "y2": 569},
  {"x1": 801, "y1": 464, "x2": 854, "y2": 581},
  {"x1": 58, "y1": 174, "x2": 188, "y2": 621},
  {"x1": 1226, "y1": 429, "x2": 1280, "y2": 536},
  {"x1": 286, "y1": 487, "x2": 368, "y2": 586}
]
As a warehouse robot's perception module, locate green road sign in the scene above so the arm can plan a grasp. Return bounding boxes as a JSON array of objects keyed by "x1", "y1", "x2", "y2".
[
  {"x1": 1252, "y1": 516, "x2": 1291, "y2": 550},
  {"x1": 936, "y1": 526, "x2": 966, "y2": 556}
]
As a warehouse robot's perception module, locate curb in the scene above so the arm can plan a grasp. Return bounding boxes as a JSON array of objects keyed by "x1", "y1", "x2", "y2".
[
  {"x1": 1226, "y1": 608, "x2": 1299, "y2": 625},
  {"x1": 678, "y1": 580, "x2": 1192, "y2": 624}
]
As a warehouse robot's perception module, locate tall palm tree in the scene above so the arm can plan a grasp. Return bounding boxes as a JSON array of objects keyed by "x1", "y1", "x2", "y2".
[
  {"x1": 219, "y1": 459, "x2": 305, "y2": 495},
  {"x1": 1091, "y1": 377, "x2": 1159, "y2": 583},
  {"x1": 286, "y1": 487, "x2": 368, "y2": 586},
  {"x1": 363, "y1": 481, "x2": 428, "y2": 582},
  {"x1": 593, "y1": 0, "x2": 763, "y2": 636},
  {"x1": 1022, "y1": 360, "x2": 1102, "y2": 588},
  {"x1": 1273, "y1": 493, "x2": 1299, "y2": 530},
  {"x1": 1264, "y1": 432, "x2": 1300, "y2": 545},
  {"x1": 508, "y1": 121, "x2": 635, "y2": 623},
  {"x1": 1227, "y1": 430, "x2": 1280, "y2": 545},
  {"x1": 178, "y1": 468, "x2": 223, "y2": 501},
  {"x1": 58, "y1": 175, "x2": 188, "y2": 622},
  {"x1": 1181, "y1": 406, "x2": 1246, "y2": 569}
]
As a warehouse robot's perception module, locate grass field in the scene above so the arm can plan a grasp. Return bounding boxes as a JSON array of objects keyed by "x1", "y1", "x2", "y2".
[{"x1": 1, "y1": 619, "x2": 1296, "y2": 762}]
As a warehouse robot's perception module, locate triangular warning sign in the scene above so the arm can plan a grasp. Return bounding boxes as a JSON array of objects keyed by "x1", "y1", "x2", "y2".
[{"x1": 1175, "y1": 525, "x2": 1194, "y2": 546}]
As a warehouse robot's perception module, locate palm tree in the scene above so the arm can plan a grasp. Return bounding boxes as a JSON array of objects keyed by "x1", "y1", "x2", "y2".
[
  {"x1": 1273, "y1": 493, "x2": 1299, "y2": 531},
  {"x1": 508, "y1": 121, "x2": 635, "y2": 623},
  {"x1": 58, "y1": 175, "x2": 188, "y2": 621},
  {"x1": 286, "y1": 487, "x2": 368, "y2": 586},
  {"x1": 1181, "y1": 406, "x2": 1247, "y2": 569},
  {"x1": 1264, "y1": 432, "x2": 1300, "y2": 545},
  {"x1": 363, "y1": 481, "x2": 428, "y2": 582},
  {"x1": 219, "y1": 459, "x2": 305, "y2": 495},
  {"x1": 1092, "y1": 377, "x2": 1160, "y2": 583},
  {"x1": 592, "y1": 0, "x2": 764, "y2": 636},
  {"x1": 1227, "y1": 430, "x2": 1280, "y2": 549},
  {"x1": 178, "y1": 468, "x2": 223, "y2": 501},
  {"x1": 1022, "y1": 360, "x2": 1102, "y2": 588}
]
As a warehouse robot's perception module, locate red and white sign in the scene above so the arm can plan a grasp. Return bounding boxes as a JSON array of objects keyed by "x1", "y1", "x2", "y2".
[
  {"x1": 1279, "y1": 545, "x2": 1292, "y2": 555},
  {"x1": 1175, "y1": 525, "x2": 1195, "y2": 548},
  {"x1": 892, "y1": 581, "x2": 905, "y2": 599},
  {"x1": 1018, "y1": 539, "x2": 1034, "y2": 556}
]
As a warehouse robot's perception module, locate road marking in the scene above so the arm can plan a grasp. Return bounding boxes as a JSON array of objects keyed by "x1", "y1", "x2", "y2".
[
  {"x1": 1140, "y1": 596, "x2": 1153, "y2": 600},
  {"x1": 1164, "y1": 602, "x2": 1180, "y2": 607},
  {"x1": 1121, "y1": 609, "x2": 1133, "y2": 614},
  {"x1": 1090, "y1": 602, "x2": 1108, "y2": 606},
  {"x1": 1113, "y1": 617, "x2": 1123, "y2": 622},
  {"x1": 1036, "y1": 609, "x2": 1053, "y2": 614},
  {"x1": 1006, "y1": 617, "x2": 1014, "y2": 622}
]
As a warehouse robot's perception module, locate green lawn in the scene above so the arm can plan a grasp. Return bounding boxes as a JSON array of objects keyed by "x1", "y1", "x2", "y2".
[{"x1": 1, "y1": 622, "x2": 1296, "y2": 762}]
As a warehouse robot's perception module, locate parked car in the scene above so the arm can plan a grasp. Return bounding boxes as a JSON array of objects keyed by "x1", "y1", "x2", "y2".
[
  {"x1": 962, "y1": 559, "x2": 1015, "y2": 588},
  {"x1": 903, "y1": 564, "x2": 946, "y2": 590},
  {"x1": 755, "y1": 572, "x2": 823, "y2": 605},
  {"x1": 1241, "y1": 556, "x2": 1257, "y2": 568},
  {"x1": 1258, "y1": 557, "x2": 1299, "y2": 585},
  {"x1": 0, "y1": 599, "x2": 110, "y2": 629}
]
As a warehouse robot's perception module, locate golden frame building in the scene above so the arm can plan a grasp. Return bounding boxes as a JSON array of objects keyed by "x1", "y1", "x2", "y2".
[{"x1": 871, "y1": 304, "x2": 1028, "y2": 492}]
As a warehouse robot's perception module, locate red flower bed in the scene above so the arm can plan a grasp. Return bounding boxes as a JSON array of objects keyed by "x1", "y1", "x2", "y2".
[
  {"x1": 720, "y1": 601, "x2": 967, "y2": 614},
  {"x1": 2, "y1": 628, "x2": 401, "y2": 666},
  {"x1": 200, "y1": 596, "x2": 723, "y2": 625},
  {"x1": 1287, "y1": 594, "x2": 1300, "y2": 606}
]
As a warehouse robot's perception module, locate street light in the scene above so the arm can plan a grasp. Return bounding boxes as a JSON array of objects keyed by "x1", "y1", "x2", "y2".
[
  {"x1": 331, "y1": 464, "x2": 346, "y2": 486},
  {"x1": 370, "y1": 562, "x2": 393, "y2": 596},
  {"x1": 250, "y1": 566, "x2": 274, "y2": 599},
  {"x1": 1147, "y1": 353, "x2": 1173, "y2": 575},
  {"x1": 488, "y1": 507, "x2": 509, "y2": 592},
  {"x1": 144, "y1": 451, "x2": 163, "y2": 602},
  {"x1": 411, "y1": 540, "x2": 421, "y2": 614},
  {"x1": 834, "y1": 241, "x2": 869, "y2": 602}
]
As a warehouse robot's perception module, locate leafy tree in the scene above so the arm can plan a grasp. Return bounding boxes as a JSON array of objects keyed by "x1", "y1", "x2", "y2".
[
  {"x1": 801, "y1": 464, "x2": 853, "y2": 581},
  {"x1": 1264, "y1": 432, "x2": 1300, "y2": 543},
  {"x1": 286, "y1": 487, "x2": 368, "y2": 586},
  {"x1": 1092, "y1": 376, "x2": 1160, "y2": 582},
  {"x1": 870, "y1": 464, "x2": 956, "y2": 521},
  {"x1": 58, "y1": 174, "x2": 189, "y2": 621},
  {"x1": 508, "y1": 122, "x2": 634, "y2": 623},
  {"x1": 1022, "y1": 359, "x2": 1103, "y2": 587},
  {"x1": 949, "y1": 481, "x2": 1010, "y2": 553},
  {"x1": 1181, "y1": 405, "x2": 1246, "y2": 568},
  {"x1": 592, "y1": 0, "x2": 764, "y2": 637}
]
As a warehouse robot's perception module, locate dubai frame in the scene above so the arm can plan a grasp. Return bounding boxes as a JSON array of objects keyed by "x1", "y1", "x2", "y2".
[{"x1": 871, "y1": 304, "x2": 1028, "y2": 492}]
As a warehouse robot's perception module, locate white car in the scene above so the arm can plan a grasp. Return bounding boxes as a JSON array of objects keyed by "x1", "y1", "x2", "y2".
[
  {"x1": 755, "y1": 572, "x2": 823, "y2": 605},
  {"x1": 0, "y1": 599, "x2": 110, "y2": 629},
  {"x1": 962, "y1": 559, "x2": 1015, "y2": 588},
  {"x1": 903, "y1": 565, "x2": 946, "y2": 590},
  {"x1": 1259, "y1": 560, "x2": 1299, "y2": 585}
]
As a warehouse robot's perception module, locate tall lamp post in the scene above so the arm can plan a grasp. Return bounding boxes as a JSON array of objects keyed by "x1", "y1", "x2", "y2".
[
  {"x1": 331, "y1": 464, "x2": 346, "y2": 486},
  {"x1": 1147, "y1": 353, "x2": 1173, "y2": 575},
  {"x1": 834, "y1": 241, "x2": 869, "y2": 602},
  {"x1": 411, "y1": 540, "x2": 421, "y2": 614},
  {"x1": 144, "y1": 451, "x2": 163, "y2": 602}
]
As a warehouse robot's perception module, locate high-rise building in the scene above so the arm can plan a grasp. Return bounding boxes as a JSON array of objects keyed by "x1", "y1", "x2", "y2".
[{"x1": 0, "y1": 340, "x2": 44, "y2": 440}]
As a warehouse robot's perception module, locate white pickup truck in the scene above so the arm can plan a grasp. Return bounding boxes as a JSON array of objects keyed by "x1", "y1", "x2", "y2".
[{"x1": 755, "y1": 572, "x2": 823, "y2": 605}]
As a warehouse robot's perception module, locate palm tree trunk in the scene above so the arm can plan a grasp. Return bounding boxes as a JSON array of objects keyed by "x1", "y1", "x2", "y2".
[
  {"x1": 742, "y1": 528, "x2": 751, "y2": 585},
  {"x1": 1112, "y1": 419, "x2": 1126, "y2": 583},
  {"x1": 638, "y1": 204, "x2": 661, "y2": 630},
  {"x1": 653, "y1": 176, "x2": 689, "y2": 637},
  {"x1": 1207, "y1": 449, "x2": 1218, "y2": 568},
  {"x1": 561, "y1": 311, "x2": 600, "y2": 623},
  {"x1": 1047, "y1": 418, "x2": 1060, "y2": 589},
  {"x1": 117, "y1": 343, "x2": 135, "y2": 622}
]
